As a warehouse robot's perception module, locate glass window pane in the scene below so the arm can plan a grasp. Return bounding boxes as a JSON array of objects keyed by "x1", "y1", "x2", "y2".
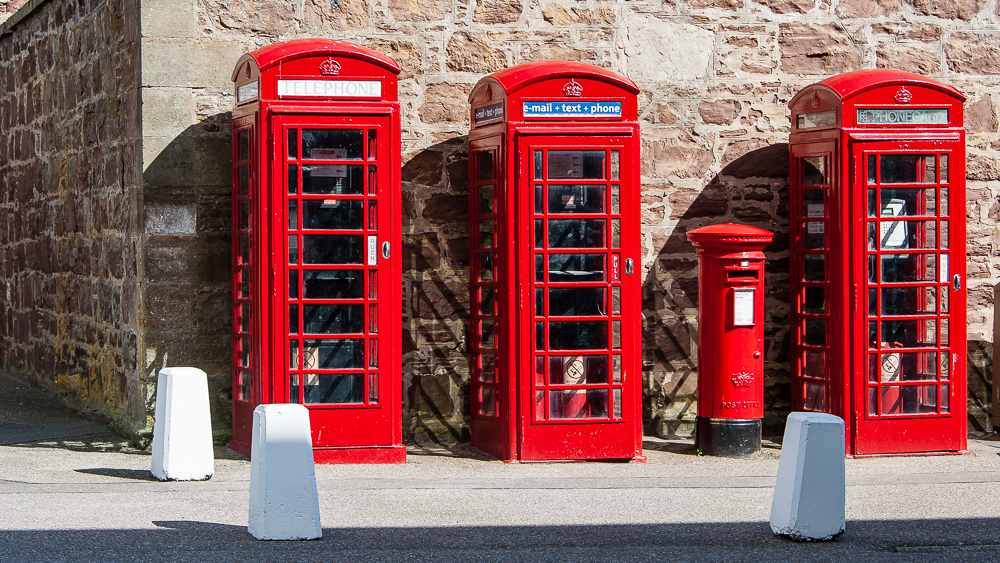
[
  {"x1": 302, "y1": 129, "x2": 363, "y2": 159},
  {"x1": 479, "y1": 185, "x2": 494, "y2": 214},
  {"x1": 548, "y1": 185, "x2": 606, "y2": 214},
  {"x1": 548, "y1": 287, "x2": 606, "y2": 316},
  {"x1": 612, "y1": 219, "x2": 620, "y2": 248},
  {"x1": 286, "y1": 200, "x2": 297, "y2": 230},
  {"x1": 535, "y1": 287, "x2": 544, "y2": 317},
  {"x1": 803, "y1": 286, "x2": 825, "y2": 314},
  {"x1": 302, "y1": 270, "x2": 363, "y2": 299},
  {"x1": 880, "y1": 385, "x2": 938, "y2": 415},
  {"x1": 880, "y1": 320, "x2": 938, "y2": 348},
  {"x1": 481, "y1": 320, "x2": 495, "y2": 348},
  {"x1": 288, "y1": 235, "x2": 298, "y2": 264},
  {"x1": 549, "y1": 389, "x2": 608, "y2": 419},
  {"x1": 287, "y1": 129, "x2": 297, "y2": 160},
  {"x1": 940, "y1": 155, "x2": 948, "y2": 183},
  {"x1": 479, "y1": 220, "x2": 494, "y2": 248},
  {"x1": 289, "y1": 270, "x2": 299, "y2": 300},
  {"x1": 611, "y1": 151, "x2": 620, "y2": 180},
  {"x1": 941, "y1": 221, "x2": 948, "y2": 249},
  {"x1": 549, "y1": 321, "x2": 608, "y2": 350},
  {"x1": 613, "y1": 321, "x2": 621, "y2": 349},
  {"x1": 239, "y1": 130, "x2": 249, "y2": 162},
  {"x1": 802, "y1": 188, "x2": 824, "y2": 217},
  {"x1": 535, "y1": 220, "x2": 544, "y2": 248},
  {"x1": 289, "y1": 340, "x2": 299, "y2": 369},
  {"x1": 611, "y1": 185, "x2": 620, "y2": 214},
  {"x1": 880, "y1": 155, "x2": 936, "y2": 184},
  {"x1": 880, "y1": 188, "x2": 936, "y2": 216},
  {"x1": 367, "y1": 129, "x2": 377, "y2": 160},
  {"x1": 549, "y1": 254, "x2": 605, "y2": 282},
  {"x1": 804, "y1": 255, "x2": 825, "y2": 281},
  {"x1": 303, "y1": 164, "x2": 363, "y2": 195},
  {"x1": 302, "y1": 199, "x2": 363, "y2": 230},
  {"x1": 613, "y1": 355, "x2": 622, "y2": 383},
  {"x1": 479, "y1": 254, "x2": 494, "y2": 281},
  {"x1": 480, "y1": 386, "x2": 496, "y2": 415},
  {"x1": 303, "y1": 373, "x2": 364, "y2": 404},
  {"x1": 535, "y1": 356, "x2": 545, "y2": 385},
  {"x1": 881, "y1": 286, "x2": 936, "y2": 315},
  {"x1": 481, "y1": 286, "x2": 495, "y2": 315},
  {"x1": 534, "y1": 150, "x2": 542, "y2": 180},
  {"x1": 801, "y1": 156, "x2": 825, "y2": 185},
  {"x1": 547, "y1": 150, "x2": 606, "y2": 180},
  {"x1": 240, "y1": 166, "x2": 250, "y2": 196},
  {"x1": 941, "y1": 352, "x2": 950, "y2": 380},
  {"x1": 867, "y1": 154, "x2": 876, "y2": 185},
  {"x1": 303, "y1": 304, "x2": 363, "y2": 334},
  {"x1": 881, "y1": 254, "x2": 937, "y2": 283},
  {"x1": 481, "y1": 354, "x2": 496, "y2": 383},
  {"x1": 549, "y1": 355, "x2": 608, "y2": 385},
  {"x1": 303, "y1": 235, "x2": 362, "y2": 264},
  {"x1": 804, "y1": 350, "x2": 826, "y2": 380},
  {"x1": 804, "y1": 221, "x2": 825, "y2": 249},
  {"x1": 535, "y1": 254, "x2": 544, "y2": 282},
  {"x1": 536, "y1": 322, "x2": 544, "y2": 350},
  {"x1": 535, "y1": 185, "x2": 543, "y2": 213},
  {"x1": 941, "y1": 384, "x2": 950, "y2": 413},
  {"x1": 940, "y1": 187, "x2": 949, "y2": 215},
  {"x1": 302, "y1": 338, "x2": 363, "y2": 369},
  {"x1": 804, "y1": 383, "x2": 826, "y2": 411},
  {"x1": 549, "y1": 219, "x2": 606, "y2": 248},
  {"x1": 804, "y1": 318, "x2": 826, "y2": 346},
  {"x1": 241, "y1": 200, "x2": 250, "y2": 231},
  {"x1": 612, "y1": 287, "x2": 621, "y2": 315},
  {"x1": 476, "y1": 151, "x2": 494, "y2": 181},
  {"x1": 289, "y1": 304, "x2": 299, "y2": 334}
]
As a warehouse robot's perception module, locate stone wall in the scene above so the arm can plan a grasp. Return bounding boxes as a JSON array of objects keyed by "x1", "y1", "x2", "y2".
[{"x1": 0, "y1": 0, "x2": 145, "y2": 437}]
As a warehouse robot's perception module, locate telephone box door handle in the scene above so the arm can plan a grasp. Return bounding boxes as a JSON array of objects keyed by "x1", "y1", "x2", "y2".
[
  {"x1": 624, "y1": 258, "x2": 633, "y2": 276},
  {"x1": 953, "y1": 274, "x2": 961, "y2": 291},
  {"x1": 382, "y1": 242, "x2": 391, "y2": 259}
]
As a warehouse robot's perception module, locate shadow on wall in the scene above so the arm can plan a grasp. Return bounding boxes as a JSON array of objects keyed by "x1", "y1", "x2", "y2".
[
  {"x1": 398, "y1": 135, "x2": 472, "y2": 447},
  {"x1": 968, "y1": 339, "x2": 993, "y2": 433},
  {"x1": 642, "y1": 143, "x2": 791, "y2": 439},
  {"x1": 141, "y1": 113, "x2": 234, "y2": 444}
]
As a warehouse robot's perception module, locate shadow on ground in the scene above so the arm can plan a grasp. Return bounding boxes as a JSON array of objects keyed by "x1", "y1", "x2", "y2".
[{"x1": 1, "y1": 519, "x2": 999, "y2": 562}]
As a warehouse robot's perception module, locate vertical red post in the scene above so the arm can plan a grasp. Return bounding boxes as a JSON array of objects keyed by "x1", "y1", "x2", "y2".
[{"x1": 688, "y1": 224, "x2": 773, "y2": 457}]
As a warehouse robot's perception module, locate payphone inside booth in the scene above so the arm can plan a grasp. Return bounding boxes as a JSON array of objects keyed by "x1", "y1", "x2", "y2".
[
  {"x1": 229, "y1": 40, "x2": 404, "y2": 463},
  {"x1": 788, "y1": 70, "x2": 967, "y2": 456},
  {"x1": 467, "y1": 62, "x2": 644, "y2": 462}
]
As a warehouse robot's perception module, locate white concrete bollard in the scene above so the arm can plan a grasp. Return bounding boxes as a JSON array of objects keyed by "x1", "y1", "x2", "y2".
[
  {"x1": 150, "y1": 367, "x2": 215, "y2": 481},
  {"x1": 248, "y1": 404, "x2": 322, "y2": 541},
  {"x1": 770, "y1": 412, "x2": 845, "y2": 541}
]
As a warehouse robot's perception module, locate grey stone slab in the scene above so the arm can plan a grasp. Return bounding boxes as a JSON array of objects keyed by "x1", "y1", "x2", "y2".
[
  {"x1": 141, "y1": 0, "x2": 198, "y2": 39},
  {"x1": 140, "y1": 38, "x2": 242, "y2": 90}
]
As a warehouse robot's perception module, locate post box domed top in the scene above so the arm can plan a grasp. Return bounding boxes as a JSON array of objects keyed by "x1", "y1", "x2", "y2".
[
  {"x1": 789, "y1": 69, "x2": 964, "y2": 107},
  {"x1": 687, "y1": 224, "x2": 774, "y2": 250},
  {"x1": 233, "y1": 39, "x2": 401, "y2": 79},
  {"x1": 472, "y1": 61, "x2": 639, "y2": 99}
]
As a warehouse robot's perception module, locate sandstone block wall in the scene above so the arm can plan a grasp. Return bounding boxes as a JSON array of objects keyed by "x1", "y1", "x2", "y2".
[
  {"x1": 0, "y1": 0, "x2": 145, "y2": 437},
  {"x1": 3, "y1": 0, "x2": 999, "y2": 444}
]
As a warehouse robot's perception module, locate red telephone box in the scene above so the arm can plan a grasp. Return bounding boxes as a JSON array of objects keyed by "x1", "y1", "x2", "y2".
[
  {"x1": 788, "y1": 70, "x2": 967, "y2": 456},
  {"x1": 467, "y1": 62, "x2": 644, "y2": 462},
  {"x1": 229, "y1": 40, "x2": 404, "y2": 463},
  {"x1": 688, "y1": 225, "x2": 773, "y2": 457}
]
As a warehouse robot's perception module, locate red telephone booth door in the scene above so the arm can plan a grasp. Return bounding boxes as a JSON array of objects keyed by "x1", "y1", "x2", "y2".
[
  {"x1": 274, "y1": 114, "x2": 397, "y2": 452},
  {"x1": 852, "y1": 140, "x2": 966, "y2": 454},
  {"x1": 517, "y1": 135, "x2": 641, "y2": 460}
]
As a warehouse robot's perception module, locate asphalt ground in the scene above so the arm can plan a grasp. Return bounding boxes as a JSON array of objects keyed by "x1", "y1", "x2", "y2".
[{"x1": 2, "y1": 372, "x2": 1000, "y2": 562}]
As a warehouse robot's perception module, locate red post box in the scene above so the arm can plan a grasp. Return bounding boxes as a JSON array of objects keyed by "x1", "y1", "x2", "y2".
[
  {"x1": 788, "y1": 70, "x2": 967, "y2": 456},
  {"x1": 467, "y1": 62, "x2": 644, "y2": 462},
  {"x1": 229, "y1": 40, "x2": 404, "y2": 463},
  {"x1": 687, "y1": 225, "x2": 773, "y2": 457}
]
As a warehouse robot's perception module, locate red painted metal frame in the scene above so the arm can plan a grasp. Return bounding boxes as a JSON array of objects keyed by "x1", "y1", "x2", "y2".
[
  {"x1": 788, "y1": 70, "x2": 967, "y2": 456},
  {"x1": 230, "y1": 40, "x2": 404, "y2": 463},
  {"x1": 467, "y1": 62, "x2": 644, "y2": 462},
  {"x1": 687, "y1": 225, "x2": 773, "y2": 421}
]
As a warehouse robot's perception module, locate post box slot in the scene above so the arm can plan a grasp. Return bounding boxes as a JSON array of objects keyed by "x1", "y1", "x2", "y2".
[{"x1": 727, "y1": 270, "x2": 758, "y2": 281}]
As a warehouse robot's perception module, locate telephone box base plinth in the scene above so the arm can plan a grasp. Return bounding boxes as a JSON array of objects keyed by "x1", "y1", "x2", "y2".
[{"x1": 696, "y1": 418, "x2": 761, "y2": 457}]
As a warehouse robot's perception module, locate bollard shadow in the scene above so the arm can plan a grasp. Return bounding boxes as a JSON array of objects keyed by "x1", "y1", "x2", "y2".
[
  {"x1": 642, "y1": 143, "x2": 791, "y2": 440},
  {"x1": 2, "y1": 518, "x2": 1000, "y2": 559},
  {"x1": 74, "y1": 468, "x2": 159, "y2": 481}
]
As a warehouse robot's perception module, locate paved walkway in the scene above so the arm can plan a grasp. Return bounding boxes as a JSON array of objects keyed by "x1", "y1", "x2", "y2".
[{"x1": 1, "y1": 372, "x2": 1000, "y2": 561}]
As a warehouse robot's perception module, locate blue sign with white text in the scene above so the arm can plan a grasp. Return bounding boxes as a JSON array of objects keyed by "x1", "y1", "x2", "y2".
[{"x1": 523, "y1": 100, "x2": 622, "y2": 118}]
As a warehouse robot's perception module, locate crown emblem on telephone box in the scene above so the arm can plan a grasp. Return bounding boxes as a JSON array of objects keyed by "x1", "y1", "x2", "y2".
[
  {"x1": 731, "y1": 371, "x2": 753, "y2": 388},
  {"x1": 319, "y1": 58, "x2": 341, "y2": 76},
  {"x1": 894, "y1": 86, "x2": 913, "y2": 104},
  {"x1": 563, "y1": 79, "x2": 583, "y2": 97}
]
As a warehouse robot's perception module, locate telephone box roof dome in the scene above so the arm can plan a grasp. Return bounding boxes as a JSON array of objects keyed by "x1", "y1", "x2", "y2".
[
  {"x1": 234, "y1": 39, "x2": 401, "y2": 78},
  {"x1": 481, "y1": 61, "x2": 639, "y2": 97},
  {"x1": 807, "y1": 69, "x2": 965, "y2": 103}
]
